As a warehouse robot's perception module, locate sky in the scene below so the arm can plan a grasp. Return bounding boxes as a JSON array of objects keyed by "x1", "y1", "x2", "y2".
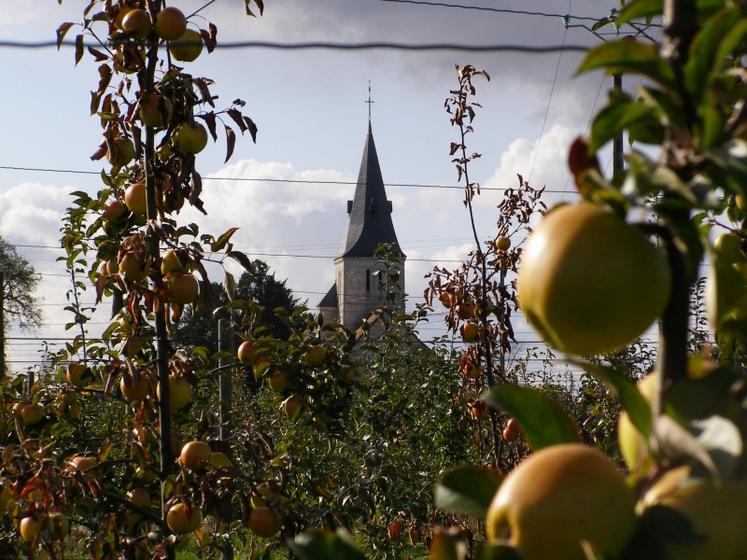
[{"x1": 0, "y1": 0, "x2": 644, "y2": 374}]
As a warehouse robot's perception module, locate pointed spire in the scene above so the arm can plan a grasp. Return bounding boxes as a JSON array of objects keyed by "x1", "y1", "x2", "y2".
[
  {"x1": 341, "y1": 125, "x2": 402, "y2": 258},
  {"x1": 365, "y1": 80, "x2": 374, "y2": 124}
]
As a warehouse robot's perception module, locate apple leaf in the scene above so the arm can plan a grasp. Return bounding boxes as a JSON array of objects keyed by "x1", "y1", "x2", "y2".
[
  {"x1": 288, "y1": 529, "x2": 365, "y2": 560},
  {"x1": 227, "y1": 250, "x2": 255, "y2": 273},
  {"x1": 56, "y1": 22, "x2": 74, "y2": 49},
  {"x1": 483, "y1": 385, "x2": 579, "y2": 450},
  {"x1": 224, "y1": 125, "x2": 236, "y2": 163},
  {"x1": 690, "y1": 415, "x2": 742, "y2": 480},
  {"x1": 211, "y1": 227, "x2": 239, "y2": 252},
  {"x1": 75, "y1": 34, "x2": 85, "y2": 66},
  {"x1": 569, "y1": 359, "x2": 652, "y2": 438},
  {"x1": 577, "y1": 40, "x2": 674, "y2": 88},
  {"x1": 434, "y1": 466, "x2": 503, "y2": 517},
  {"x1": 651, "y1": 415, "x2": 718, "y2": 479},
  {"x1": 224, "y1": 270, "x2": 236, "y2": 302}
]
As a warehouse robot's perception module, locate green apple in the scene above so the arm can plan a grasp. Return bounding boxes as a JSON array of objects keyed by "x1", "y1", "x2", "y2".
[{"x1": 518, "y1": 203, "x2": 671, "y2": 355}]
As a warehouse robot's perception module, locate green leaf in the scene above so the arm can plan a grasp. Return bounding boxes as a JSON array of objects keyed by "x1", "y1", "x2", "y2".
[
  {"x1": 591, "y1": 16, "x2": 612, "y2": 32},
  {"x1": 616, "y1": 0, "x2": 663, "y2": 25},
  {"x1": 617, "y1": 0, "x2": 723, "y2": 25},
  {"x1": 288, "y1": 529, "x2": 366, "y2": 560},
  {"x1": 226, "y1": 250, "x2": 255, "y2": 272},
  {"x1": 577, "y1": 40, "x2": 675, "y2": 88},
  {"x1": 224, "y1": 270, "x2": 236, "y2": 301},
  {"x1": 434, "y1": 466, "x2": 503, "y2": 517},
  {"x1": 211, "y1": 227, "x2": 239, "y2": 252},
  {"x1": 698, "y1": 95, "x2": 725, "y2": 150},
  {"x1": 684, "y1": 7, "x2": 740, "y2": 99},
  {"x1": 570, "y1": 360, "x2": 652, "y2": 438},
  {"x1": 483, "y1": 385, "x2": 579, "y2": 450},
  {"x1": 591, "y1": 93, "x2": 658, "y2": 151},
  {"x1": 714, "y1": 18, "x2": 747, "y2": 74}
]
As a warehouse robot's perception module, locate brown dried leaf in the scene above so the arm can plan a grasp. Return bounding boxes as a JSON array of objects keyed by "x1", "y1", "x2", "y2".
[
  {"x1": 57, "y1": 22, "x2": 74, "y2": 49},
  {"x1": 75, "y1": 34, "x2": 85, "y2": 65},
  {"x1": 244, "y1": 116, "x2": 258, "y2": 143},
  {"x1": 224, "y1": 125, "x2": 236, "y2": 163}
]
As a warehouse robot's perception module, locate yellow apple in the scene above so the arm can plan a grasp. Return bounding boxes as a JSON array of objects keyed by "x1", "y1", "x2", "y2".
[
  {"x1": 166, "y1": 501, "x2": 201, "y2": 535},
  {"x1": 179, "y1": 440, "x2": 212, "y2": 471},
  {"x1": 124, "y1": 182, "x2": 147, "y2": 216},
  {"x1": 617, "y1": 372, "x2": 659, "y2": 473},
  {"x1": 155, "y1": 7, "x2": 186, "y2": 41},
  {"x1": 486, "y1": 443, "x2": 636, "y2": 560},
  {"x1": 169, "y1": 29, "x2": 203, "y2": 62},
  {"x1": 173, "y1": 122, "x2": 208, "y2": 155},
  {"x1": 518, "y1": 203, "x2": 671, "y2": 355}
]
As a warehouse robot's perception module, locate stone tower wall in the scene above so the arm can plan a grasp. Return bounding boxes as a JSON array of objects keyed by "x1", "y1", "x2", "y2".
[{"x1": 335, "y1": 256, "x2": 405, "y2": 331}]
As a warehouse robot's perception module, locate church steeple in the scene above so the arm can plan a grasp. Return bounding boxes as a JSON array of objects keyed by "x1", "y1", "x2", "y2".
[
  {"x1": 341, "y1": 124, "x2": 402, "y2": 258},
  {"x1": 318, "y1": 121, "x2": 406, "y2": 330}
]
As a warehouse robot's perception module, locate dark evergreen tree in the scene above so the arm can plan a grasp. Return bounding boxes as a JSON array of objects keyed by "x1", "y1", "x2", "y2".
[{"x1": 173, "y1": 260, "x2": 300, "y2": 354}]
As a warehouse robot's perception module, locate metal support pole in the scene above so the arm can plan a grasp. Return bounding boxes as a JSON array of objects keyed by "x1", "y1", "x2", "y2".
[
  {"x1": 613, "y1": 74, "x2": 624, "y2": 177},
  {"x1": 144, "y1": 3, "x2": 173, "y2": 557},
  {"x1": 0, "y1": 271, "x2": 5, "y2": 379},
  {"x1": 217, "y1": 319, "x2": 233, "y2": 441},
  {"x1": 216, "y1": 318, "x2": 234, "y2": 560}
]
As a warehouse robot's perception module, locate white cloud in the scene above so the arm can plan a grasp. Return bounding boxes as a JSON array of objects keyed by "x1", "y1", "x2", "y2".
[
  {"x1": 485, "y1": 123, "x2": 580, "y2": 192},
  {"x1": 0, "y1": 183, "x2": 74, "y2": 246}
]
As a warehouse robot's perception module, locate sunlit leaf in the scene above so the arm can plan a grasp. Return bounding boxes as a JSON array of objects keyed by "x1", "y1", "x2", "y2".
[
  {"x1": 484, "y1": 385, "x2": 579, "y2": 449},
  {"x1": 577, "y1": 40, "x2": 675, "y2": 88},
  {"x1": 570, "y1": 359, "x2": 652, "y2": 438},
  {"x1": 434, "y1": 466, "x2": 502, "y2": 517},
  {"x1": 288, "y1": 529, "x2": 365, "y2": 560}
]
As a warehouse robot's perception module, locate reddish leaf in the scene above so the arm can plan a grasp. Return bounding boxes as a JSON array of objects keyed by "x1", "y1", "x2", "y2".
[
  {"x1": 90, "y1": 91, "x2": 102, "y2": 115},
  {"x1": 75, "y1": 34, "x2": 85, "y2": 65},
  {"x1": 87, "y1": 47, "x2": 108, "y2": 62},
  {"x1": 227, "y1": 108, "x2": 247, "y2": 132},
  {"x1": 244, "y1": 116, "x2": 258, "y2": 143},
  {"x1": 224, "y1": 125, "x2": 236, "y2": 163},
  {"x1": 57, "y1": 22, "x2": 74, "y2": 49},
  {"x1": 200, "y1": 112, "x2": 218, "y2": 141}
]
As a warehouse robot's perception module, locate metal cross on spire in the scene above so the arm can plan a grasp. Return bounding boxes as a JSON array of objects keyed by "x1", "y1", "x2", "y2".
[{"x1": 365, "y1": 80, "x2": 374, "y2": 123}]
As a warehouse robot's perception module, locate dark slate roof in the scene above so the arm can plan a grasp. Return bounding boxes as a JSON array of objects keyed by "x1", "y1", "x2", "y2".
[
  {"x1": 319, "y1": 283, "x2": 338, "y2": 308},
  {"x1": 341, "y1": 123, "x2": 403, "y2": 258}
]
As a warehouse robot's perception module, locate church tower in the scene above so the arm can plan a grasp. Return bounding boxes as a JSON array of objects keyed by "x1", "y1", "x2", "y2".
[{"x1": 319, "y1": 123, "x2": 405, "y2": 330}]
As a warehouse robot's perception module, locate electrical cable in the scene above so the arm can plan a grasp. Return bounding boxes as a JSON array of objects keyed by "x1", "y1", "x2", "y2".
[
  {"x1": 0, "y1": 165, "x2": 576, "y2": 193},
  {"x1": 0, "y1": 39, "x2": 589, "y2": 53},
  {"x1": 527, "y1": 0, "x2": 570, "y2": 184}
]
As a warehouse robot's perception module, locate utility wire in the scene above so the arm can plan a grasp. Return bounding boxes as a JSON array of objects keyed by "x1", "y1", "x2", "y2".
[
  {"x1": 0, "y1": 39, "x2": 589, "y2": 53},
  {"x1": 379, "y1": 0, "x2": 600, "y2": 21},
  {"x1": 0, "y1": 164, "x2": 576, "y2": 193},
  {"x1": 528, "y1": 1, "x2": 570, "y2": 184}
]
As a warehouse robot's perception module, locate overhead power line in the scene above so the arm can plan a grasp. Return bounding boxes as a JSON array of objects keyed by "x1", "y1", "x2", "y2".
[
  {"x1": 528, "y1": 0, "x2": 570, "y2": 183},
  {"x1": 0, "y1": 165, "x2": 575, "y2": 193},
  {"x1": 0, "y1": 39, "x2": 589, "y2": 54},
  {"x1": 380, "y1": 0, "x2": 600, "y2": 21},
  {"x1": 380, "y1": 0, "x2": 662, "y2": 27}
]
